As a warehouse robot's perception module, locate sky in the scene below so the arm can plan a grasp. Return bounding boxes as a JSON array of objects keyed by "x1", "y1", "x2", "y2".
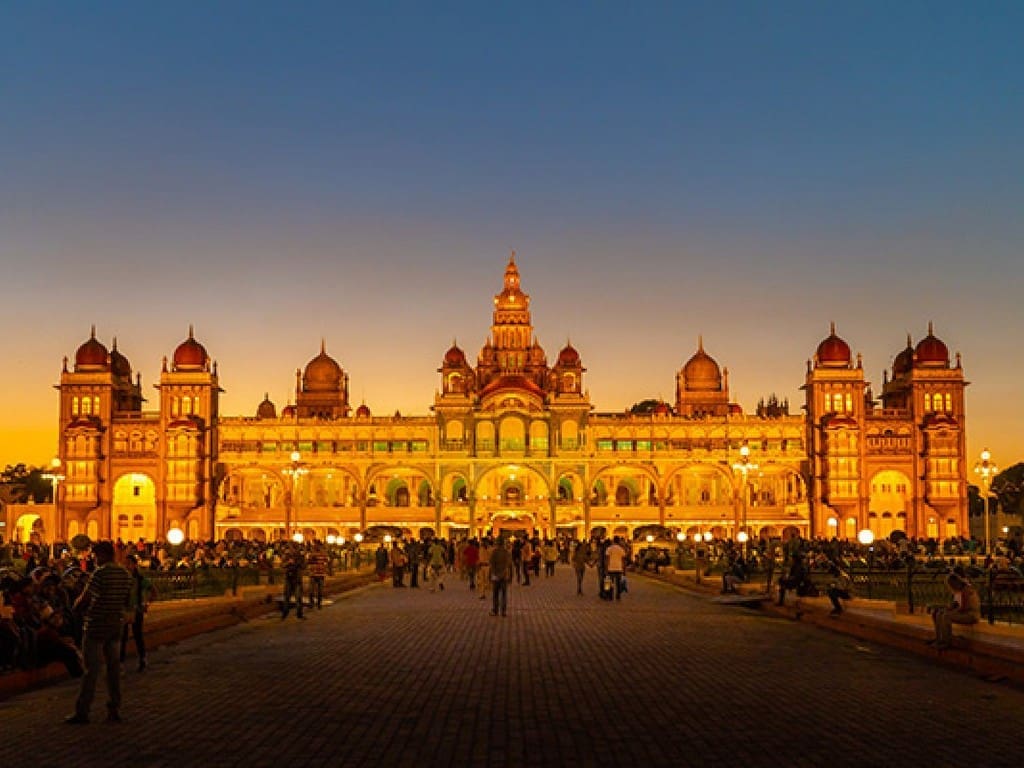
[{"x1": 2, "y1": 1, "x2": 1022, "y2": 469}]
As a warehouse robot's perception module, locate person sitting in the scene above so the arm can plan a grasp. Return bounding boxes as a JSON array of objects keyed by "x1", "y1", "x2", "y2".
[
  {"x1": 825, "y1": 563, "x2": 853, "y2": 616},
  {"x1": 777, "y1": 553, "x2": 810, "y2": 606},
  {"x1": 722, "y1": 555, "x2": 747, "y2": 594},
  {"x1": 928, "y1": 572, "x2": 980, "y2": 649}
]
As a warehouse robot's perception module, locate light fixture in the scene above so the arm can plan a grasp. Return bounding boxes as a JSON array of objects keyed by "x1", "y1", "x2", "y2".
[
  {"x1": 857, "y1": 529, "x2": 875, "y2": 546},
  {"x1": 166, "y1": 527, "x2": 185, "y2": 546}
]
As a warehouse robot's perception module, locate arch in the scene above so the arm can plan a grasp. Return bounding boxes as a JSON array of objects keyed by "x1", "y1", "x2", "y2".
[
  {"x1": 112, "y1": 473, "x2": 157, "y2": 542},
  {"x1": 844, "y1": 517, "x2": 857, "y2": 540},
  {"x1": 557, "y1": 476, "x2": 575, "y2": 502},
  {"x1": 869, "y1": 469, "x2": 911, "y2": 524},
  {"x1": 450, "y1": 476, "x2": 469, "y2": 503},
  {"x1": 473, "y1": 463, "x2": 552, "y2": 499},
  {"x1": 529, "y1": 420, "x2": 549, "y2": 450},
  {"x1": 12, "y1": 513, "x2": 43, "y2": 544},
  {"x1": 476, "y1": 421, "x2": 495, "y2": 449},
  {"x1": 561, "y1": 420, "x2": 579, "y2": 449},
  {"x1": 499, "y1": 416, "x2": 526, "y2": 451},
  {"x1": 385, "y1": 477, "x2": 410, "y2": 507},
  {"x1": 445, "y1": 420, "x2": 464, "y2": 442},
  {"x1": 224, "y1": 528, "x2": 244, "y2": 542},
  {"x1": 417, "y1": 479, "x2": 433, "y2": 507},
  {"x1": 614, "y1": 478, "x2": 638, "y2": 506}
]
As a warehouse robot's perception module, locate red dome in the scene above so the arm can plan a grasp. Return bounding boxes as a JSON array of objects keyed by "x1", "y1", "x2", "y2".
[
  {"x1": 444, "y1": 343, "x2": 467, "y2": 367},
  {"x1": 74, "y1": 328, "x2": 109, "y2": 371},
  {"x1": 355, "y1": 403, "x2": 371, "y2": 418},
  {"x1": 557, "y1": 343, "x2": 580, "y2": 367},
  {"x1": 109, "y1": 339, "x2": 131, "y2": 378},
  {"x1": 256, "y1": 394, "x2": 276, "y2": 419},
  {"x1": 892, "y1": 335, "x2": 914, "y2": 377},
  {"x1": 816, "y1": 324, "x2": 851, "y2": 367},
  {"x1": 653, "y1": 401, "x2": 672, "y2": 416},
  {"x1": 728, "y1": 403, "x2": 743, "y2": 415},
  {"x1": 173, "y1": 327, "x2": 209, "y2": 371},
  {"x1": 914, "y1": 324, "x2": 948, "y2": 367},
  {"x1": 282, "y1": 404, "x2": 297, "y2": 418}
]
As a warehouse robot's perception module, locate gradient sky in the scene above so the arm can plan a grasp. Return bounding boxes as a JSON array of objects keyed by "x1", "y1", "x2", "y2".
[{"x1": 2, "y1": 2, "x2": 1022, "y2": 469}]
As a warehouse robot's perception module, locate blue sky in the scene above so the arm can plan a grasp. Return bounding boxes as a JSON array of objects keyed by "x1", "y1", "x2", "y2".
[{"x1": 2, "y1": 1, "x2": 1022, "y2": 466}]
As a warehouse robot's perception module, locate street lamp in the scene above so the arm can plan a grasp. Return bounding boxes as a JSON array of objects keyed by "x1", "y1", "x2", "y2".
[
  {"x1": 974, "y1": 448, "x2": 998, "y2": 554},
  {"x1": 283, "y1": 450, "x2": 308, "y2": 541},
  {"x1": 42, "y1": 457, "x2": 65, "y2": 544},
  {"x1": 732, "y1": 443, "x2": 759, "y2": 555}
]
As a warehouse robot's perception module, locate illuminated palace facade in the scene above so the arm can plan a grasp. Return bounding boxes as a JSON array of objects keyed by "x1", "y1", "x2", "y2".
[{"x1": 51, "y1": 256, "x2": 969, "y2": 545}]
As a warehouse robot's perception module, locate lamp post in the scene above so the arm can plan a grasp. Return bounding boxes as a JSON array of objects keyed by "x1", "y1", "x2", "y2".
[
  {"x1": 283, "y1": 450, "x2": 308, "y2": 542},
  {"x1": 732, "y1": 443, "x2": 759, "y2": 556},
  {"x1": 974, "y1": 448, "x2": 998, "y2": 554},
  {"x1": 42, "y1": 457, "x2": 65, "y2": 545}
]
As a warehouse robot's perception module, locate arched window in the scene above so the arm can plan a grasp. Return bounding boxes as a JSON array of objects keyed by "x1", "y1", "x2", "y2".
[
  {"x1": 924, "y1": 393, "x2": 932, "y2": 411},
  {"x1": 944, "y1": 393, "x2": 952, "y2": 412},
  {"x1": 72, "y1": 397, "x2": 79, "y2": 416}
]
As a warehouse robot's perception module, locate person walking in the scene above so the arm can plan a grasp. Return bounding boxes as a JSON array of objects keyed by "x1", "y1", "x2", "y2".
[
  {"x1": 66, "y1": 540, "x2": 133, "y2": 724},
  {"x1": 427, "y1": 538, "x2": 447, "y2": 592},
  {"x1": 281, "y1": 547, "x2": 305, "y2": 619},
  {"x1": 119, "y1": 554, "x2": 157, "y2": 671},
  {"x1": 605, "y1": 536, "x2": 627, "y2": 601},
  {"x1": 464, "y1": 539, "x2": 480, "y2": 590},
  {"x1": 477, "y1": 538, "x2": 492, "y2": 601},
  {"x1": 406, "y1": 539, "x2": 421, "y2": 588},
  {"x1": 571, "y1": 540, "x2": 591, "y2": 596},
  {"x1": 390, "y1": 542, "x2": 407, "y2": 588},
  {"x1": 307, "y1": 544, "x2": 329, "y2": 608},
  {"x1": 542, "y1": 540, "x2": 558, "y2": 577},
  {"x1": 489, "y1": 538, "x2": 512, "y2": 617},
  {"x1": 520, "y1": 538, "x2": 533, "y2": 586}
]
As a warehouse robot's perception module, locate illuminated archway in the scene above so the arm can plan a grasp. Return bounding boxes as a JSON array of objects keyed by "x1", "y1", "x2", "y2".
[
  {"x1": 112, "y1": 473, "x2": 157, "y2": 542},
  {"x1": 12, "y1": 513, "x2": 43, "y2": 544}
]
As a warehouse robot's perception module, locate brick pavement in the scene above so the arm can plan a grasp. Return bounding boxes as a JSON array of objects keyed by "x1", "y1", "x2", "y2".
[{"x1": 1, "y1": 565, "x2": 1022, "y2": 768}]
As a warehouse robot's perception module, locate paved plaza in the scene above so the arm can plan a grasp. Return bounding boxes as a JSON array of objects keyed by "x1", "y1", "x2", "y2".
[{"x1": 1, "y1": 566, "x2": 1022, "y2": 768}]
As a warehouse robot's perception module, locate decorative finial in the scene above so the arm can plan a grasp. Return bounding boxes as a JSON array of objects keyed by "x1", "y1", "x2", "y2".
[
  {"x1": 509, "y1": 249, "x2": 516, "y2": 264},
  {"x1": 188, "y1": 324, "x2": 194, "y2": 339},
  {"x1": 927, "y1": 320, "x2": 934, "y2": 336},
  {"x1": 62, "y1": 355, "x2": 68, "y2": 373},
  {"x1": 90, "y1": 324, "x2": 96, "y2": 339},
  {"x1": 906, "y1": 332, "x2": 912, "y2": 347},
  {"x1": 321, "y1": 338, "x2": 326, "y2": 354},
  {"x1": 698, "y1": 334, "x2": 704, "y2": 352},
  {"x1": 829, "y1": 321, "x2": 836, "y2": 335},
  {"x1": 112, "y1": 336, "x2": 118, "y2": 351},
  {"x1": 162, "y1": 355, "x2": 168, "y2": 373}
]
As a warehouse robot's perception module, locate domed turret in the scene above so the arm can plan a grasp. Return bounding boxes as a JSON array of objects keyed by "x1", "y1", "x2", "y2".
[
  {"x1": 173, "y1": 326, "x2": 209, "y2": 371},
  {"x1": 816, "y1": 323, "x2": 852, "y2": 367},
  {"x1": 355, "y1": 402, "x2": 371, "y2": 418},
  {"x1": 556, "y1": 341, "x2": 580, "y2": 367},
  {"x1": 682, "y1": 337, "x2": 722, "y2": 392},
  {"x1": 281, "y1": 404, "x2": 297, "y2": 419},
  {"x1": 914, "y1": 322, "x2": 949, "y2": 367},
  {"x1": 302, "y1": 341, "x2": 343, "y2": 392},
  {"x1": 653, "y1": 401, "x2": 672, "y2": 416},
  {"x1": 256, "y1": 393, "x2": 276, "y2": 419},
  {"x1": 892, "y1": 334, "x2": 914, "y2": 377},
  {"x1": 74, "y1": 326, "x2": 109, "y2": 372},
  {"x1": 109, "y1": 338, "x2": 131, "y2": 378},
  {"x1": 444, "y1": 341, "x2": 467, "y2": 367}
]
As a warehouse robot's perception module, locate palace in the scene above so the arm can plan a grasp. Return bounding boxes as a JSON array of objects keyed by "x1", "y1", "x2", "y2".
[{"x1": 38, "y1": 255, "x2": 969, "y2": 546}]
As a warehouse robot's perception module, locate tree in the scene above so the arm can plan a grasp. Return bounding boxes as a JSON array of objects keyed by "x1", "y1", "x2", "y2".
[
  {"x1": 0, "y1": 463, "x2": 52, "y2": 504},
  {"x1": 992, "y1": 463, "x2": 1024, "y2": 518}
]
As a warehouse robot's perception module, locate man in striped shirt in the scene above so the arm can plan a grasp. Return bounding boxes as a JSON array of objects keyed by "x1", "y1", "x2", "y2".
[{"x1": 66, "y1": 540, "x2": 133, "y2": 724}]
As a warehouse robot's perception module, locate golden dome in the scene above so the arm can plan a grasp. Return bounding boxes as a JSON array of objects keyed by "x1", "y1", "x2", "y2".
[
  {"x1": 302, "y1": 341, "x2": 343, "y2": 392},
  {"x1": 682, "y1": 337, "x2": 722, "y2": 392}
]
